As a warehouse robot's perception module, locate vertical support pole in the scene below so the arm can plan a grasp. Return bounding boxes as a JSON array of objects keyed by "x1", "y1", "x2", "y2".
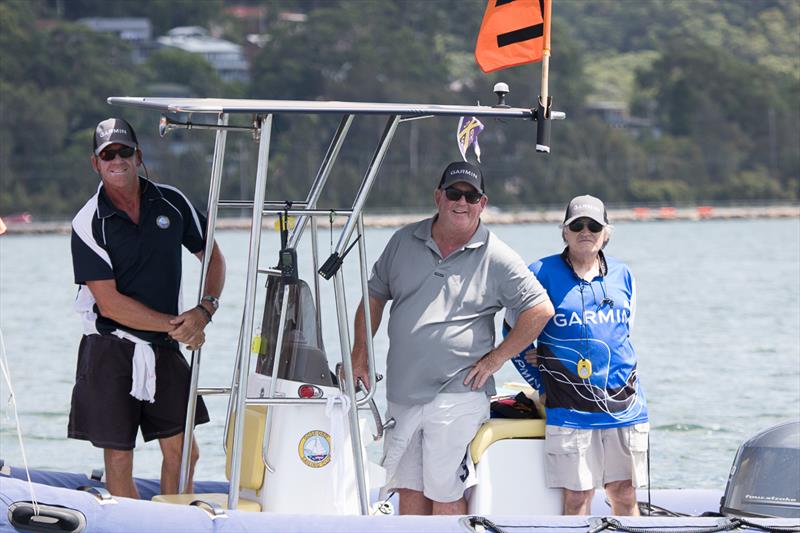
[
  {"x1": 227, "y1": 114, "x2": 273, "y2": 511},
  {"x1": 179, "y1": 113, "x2": 228, "y2": 493},
  {"x1": 259, "y1": 284, "x2": 292, "y2": 470},
  {"x1": 332, "y1": 269, "x2": 370, "y2": 515},
  {"x1": 310, "y1": 217, "x2": 324, "y2": 347},
  {"x1": 356, "y1": 214, "x2": 377, "y2": 396}
]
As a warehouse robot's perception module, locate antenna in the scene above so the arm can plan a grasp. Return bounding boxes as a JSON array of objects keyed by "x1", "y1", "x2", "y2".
[{"x1": 493, "y1": 82, "x2": 510, "y2": 108}]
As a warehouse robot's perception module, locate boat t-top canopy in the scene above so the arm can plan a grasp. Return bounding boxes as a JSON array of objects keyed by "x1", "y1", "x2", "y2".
[
  {"x1": 108, "y1": 96, "x2": 539, "y2": 118},
  {"x1": 108, "y1": 91, "x2": 563, "y2": 514}
]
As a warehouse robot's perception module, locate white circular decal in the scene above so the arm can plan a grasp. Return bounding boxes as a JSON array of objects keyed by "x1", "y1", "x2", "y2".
[{"x1": 298, "y1": 430, "x2": 331, "y2": 468}]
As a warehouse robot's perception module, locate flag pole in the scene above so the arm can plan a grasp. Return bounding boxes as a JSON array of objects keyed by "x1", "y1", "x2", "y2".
[
  {"x1": 539, "y1": 0, "x2": 552, "y2": 108},
  {"x1": 535, "y1": 0, "x2": 553, "y2": 152}
]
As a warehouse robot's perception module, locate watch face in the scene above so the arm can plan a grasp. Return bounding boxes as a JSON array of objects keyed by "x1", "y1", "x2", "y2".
[{"x1": 203, "y1": 296, "x2": 219, "y2": 309}]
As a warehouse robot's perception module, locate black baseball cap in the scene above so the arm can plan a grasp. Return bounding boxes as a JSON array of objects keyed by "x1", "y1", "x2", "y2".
[
  {"x1": 93, "y1": 118, "x2": 139, "y2": 155},
  {"x1": 438, "y1": 161, "x2": 484, "y2": 194},
  {"x1": 562, "y1": 195, "x2": 608, "y2": 226}
]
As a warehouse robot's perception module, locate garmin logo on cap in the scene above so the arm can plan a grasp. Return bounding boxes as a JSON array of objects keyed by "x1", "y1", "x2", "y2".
[
  {"x1": 100, "y1": 128, "x2": 129, "y2": 138},
  {"x1": 572, "y1": 203, "x2": 601, "y2": 211},
  {"x1": 449, "y1": 168, "x2": 478, "y2": 179}
]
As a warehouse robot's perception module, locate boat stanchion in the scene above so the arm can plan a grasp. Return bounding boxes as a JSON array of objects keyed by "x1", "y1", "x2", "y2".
[
  {"x1": 337, "y1": 363, "x2": 393, "y2": 441},
  {"x1": 8, "y1": 501, "x2": 87, "y2": 532},
  {"x1": 89, "y1": 468, "x2": 102, "y2": 482},
  {"x1": 76, "y1": 485, "x2": 117, "y2": 505},
  {"x1": 189, "y1": 499, "x2": 228, "y2": 520}
]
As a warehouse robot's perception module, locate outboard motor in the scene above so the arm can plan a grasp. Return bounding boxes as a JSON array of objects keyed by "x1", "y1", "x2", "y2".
[{"x1": 720, "y1": 419, "x2": 800, "y2": 518}]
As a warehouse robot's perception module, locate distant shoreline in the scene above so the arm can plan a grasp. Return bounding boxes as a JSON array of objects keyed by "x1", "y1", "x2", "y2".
[{"x1": 2, "y1": 204, "x2": 798, "y2": 235}]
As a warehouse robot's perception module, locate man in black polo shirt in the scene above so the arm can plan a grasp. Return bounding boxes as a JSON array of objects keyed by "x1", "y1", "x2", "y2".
[{"x1": 69, "y1": 117, "x2": 226, "y2": 498}]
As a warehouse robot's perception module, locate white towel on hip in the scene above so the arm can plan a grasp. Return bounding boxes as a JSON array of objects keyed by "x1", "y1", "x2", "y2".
[
  {"x1": 111, "y1": 330, "x2": 157, "y2": 403},
  {"x1": 75, "y1": 286, "x2": 157, "y2": 403}
]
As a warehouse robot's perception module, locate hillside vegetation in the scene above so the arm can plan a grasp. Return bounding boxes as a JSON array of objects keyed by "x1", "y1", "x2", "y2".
[{"x1": 1, "y1": 0, "x2": 797, "y2": 216}]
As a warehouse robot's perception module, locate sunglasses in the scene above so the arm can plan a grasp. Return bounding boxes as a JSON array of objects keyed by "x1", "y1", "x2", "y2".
[
  {"x1": 567, "y1": 219, "x2": 604, "y2": 233},
  {"x1": 443, "y1": 187, "x2": 483, "y2": 204},
  {"x1": 99, "y1": 146, "x2": 136, "y2": 161}
]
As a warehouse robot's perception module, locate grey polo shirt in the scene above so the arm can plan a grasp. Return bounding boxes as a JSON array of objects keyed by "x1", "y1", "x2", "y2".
[{"x1": 368, "y1": 217, "x2": 549, "y2": 405}]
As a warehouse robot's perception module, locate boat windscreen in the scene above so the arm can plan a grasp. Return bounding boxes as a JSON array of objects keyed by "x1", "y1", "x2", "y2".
[{"x1": 255, "y1": 277, "x2": 334, "y2": 386}]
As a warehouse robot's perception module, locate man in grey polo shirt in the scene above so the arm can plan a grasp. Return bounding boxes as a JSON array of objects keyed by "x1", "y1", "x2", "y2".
[{"x1": 351, "y1": 161, "x2": 554, "y2": 515}]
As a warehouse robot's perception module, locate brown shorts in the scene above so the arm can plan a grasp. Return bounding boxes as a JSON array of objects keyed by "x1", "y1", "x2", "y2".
[{"x1": 68, "y1": 334, "x2": 209, "y2": 450}]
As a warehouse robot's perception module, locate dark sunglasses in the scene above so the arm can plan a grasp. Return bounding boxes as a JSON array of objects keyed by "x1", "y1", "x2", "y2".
[
  {"x1": 443, "y1": 187, "x2": 482, "y2": 204},
  {"x1": 567, "y1": 219, "x2": 604, "y2": 233},
  {"x1": 99, "y1": 146, "x2": 136, "y2": 161}
]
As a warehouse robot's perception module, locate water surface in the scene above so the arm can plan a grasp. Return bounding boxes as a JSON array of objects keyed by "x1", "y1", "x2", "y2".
[{"x1": 1, "y1": 218, "x2": 798, "y2": 490}]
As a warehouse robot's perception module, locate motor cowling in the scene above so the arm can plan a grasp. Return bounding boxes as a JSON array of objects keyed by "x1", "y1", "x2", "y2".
[{"x1": 721, "y1": 419, "x2": 800, "y2": 518}]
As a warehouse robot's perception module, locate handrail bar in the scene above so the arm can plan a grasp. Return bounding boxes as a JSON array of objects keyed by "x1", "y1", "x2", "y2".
[
  {"x1": 262, "y1": 209, "x2": 354, "y2": 217},
  {"x1": 197, "y1": 387, "x2": 231, "y2": 395},
  {"x1": 244, "y1": 397, "x2": 330, "y2": 406},
  {"x1": 218, "y1": 200, "x2": 309, "y2": 209}
]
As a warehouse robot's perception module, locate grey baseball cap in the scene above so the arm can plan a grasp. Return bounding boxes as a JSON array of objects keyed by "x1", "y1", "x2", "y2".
[
  {"x1": 93, "y1": 118, "x2": 139, "y2": 155},
  {"x1": 562, "y1": 195, "x2": 608, "y2": 226},
  {"x1": 438, "y1": 161, "x2": 484, "y2": 194}
]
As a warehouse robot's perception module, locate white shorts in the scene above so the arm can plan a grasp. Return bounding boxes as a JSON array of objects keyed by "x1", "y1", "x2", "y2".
[
  {"x1": 381, "y1": 392, "x2": 489, "y2": 503},
  {"x1": 544, "y1": 423, "x2": 650, "y2": 491}
]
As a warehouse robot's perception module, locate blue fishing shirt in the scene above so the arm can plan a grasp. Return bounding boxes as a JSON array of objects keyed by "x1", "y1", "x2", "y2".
[{"x1": 505, "y1": 250, "x2": 648, "y2": 429}]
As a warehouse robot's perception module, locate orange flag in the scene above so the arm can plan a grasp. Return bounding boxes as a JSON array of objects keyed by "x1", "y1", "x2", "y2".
[{"x1": 475, "y1": 0, "x2": 551, "y2": 73}]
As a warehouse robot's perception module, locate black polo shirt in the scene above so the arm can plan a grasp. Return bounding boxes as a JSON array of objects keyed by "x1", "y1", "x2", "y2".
[{"x1": 71, "y1": 177, "x2": 207, "y2": 346}]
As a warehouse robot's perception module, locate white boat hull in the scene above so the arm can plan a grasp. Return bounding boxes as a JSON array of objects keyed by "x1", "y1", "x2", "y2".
[{"x1": 4, "y1": 475, "x2": 796, "y2": 533}]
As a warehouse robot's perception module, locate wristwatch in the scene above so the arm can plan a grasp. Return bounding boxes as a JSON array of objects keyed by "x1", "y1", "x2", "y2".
[{"x1": 201, "y1": 295, "x2": 220, "y2": 311}]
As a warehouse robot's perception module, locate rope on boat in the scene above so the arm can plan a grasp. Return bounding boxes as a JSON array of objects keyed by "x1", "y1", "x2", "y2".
[
  {"x1": 0, "y1": 327, "x2": 40, "y2": 515},
  {"x1": 463, "y1": 514, "x2": 592, "y2": 531},
  {"x1": 586, "y1": 516, "x2": 800, "y2": 533},
  {"x1": 735, "y1": 519, "x2": 800, "y2": 533},
  {"x1": 461, "y1": 515, "x2": 800, "y2": 533}
]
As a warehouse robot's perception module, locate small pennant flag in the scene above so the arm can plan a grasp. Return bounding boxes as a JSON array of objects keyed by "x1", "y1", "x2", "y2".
[{"x1": 457, "y1": 116, "x2": 485, "y2": 163}]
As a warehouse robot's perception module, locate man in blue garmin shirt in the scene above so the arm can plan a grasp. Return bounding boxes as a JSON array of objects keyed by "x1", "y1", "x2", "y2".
[
  {"x1": 69, "y1": 118, "x2": 226, "y2": 498},
  {"x1": 507, "y1": 195, "x2": 648, "y2": 515}
]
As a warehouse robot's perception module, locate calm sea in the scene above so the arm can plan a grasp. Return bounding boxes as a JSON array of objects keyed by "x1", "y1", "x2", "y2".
[{"x1": 1, "y1": 218, "x2": 798, "y2": 490}]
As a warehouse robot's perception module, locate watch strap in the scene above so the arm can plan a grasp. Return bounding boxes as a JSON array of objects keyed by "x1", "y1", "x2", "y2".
[{"x1": 201, "y1": 295, "x2": 219, "y2": 310}]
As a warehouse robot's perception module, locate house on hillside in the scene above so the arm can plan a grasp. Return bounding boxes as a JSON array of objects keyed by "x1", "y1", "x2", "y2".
[
  {"x1": 583, "y1": 101, "x2": 656, "y2": 137},
  {"x1": 157, "y1": 26, "x2": 249, "y2": 83},
  {"x1": 78, "y1": 17, "x2": 155, "y2": 63}
]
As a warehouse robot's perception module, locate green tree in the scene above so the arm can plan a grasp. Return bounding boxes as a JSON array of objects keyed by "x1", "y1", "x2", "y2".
[
  {"x1": 45, "y1": 0, "x2": 224, "y2": 36},
  {"x1": 143, "y1": 48, "x2": 223, "y2": 96}
]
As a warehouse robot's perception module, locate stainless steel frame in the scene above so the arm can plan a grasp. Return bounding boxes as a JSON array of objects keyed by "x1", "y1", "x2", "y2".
[
  {"x1": 179, "y1": 113, "x2": 228, "y2": 493},
  {"x1": 108, "y1": 94, "x2": 553, "y2": 515}
]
